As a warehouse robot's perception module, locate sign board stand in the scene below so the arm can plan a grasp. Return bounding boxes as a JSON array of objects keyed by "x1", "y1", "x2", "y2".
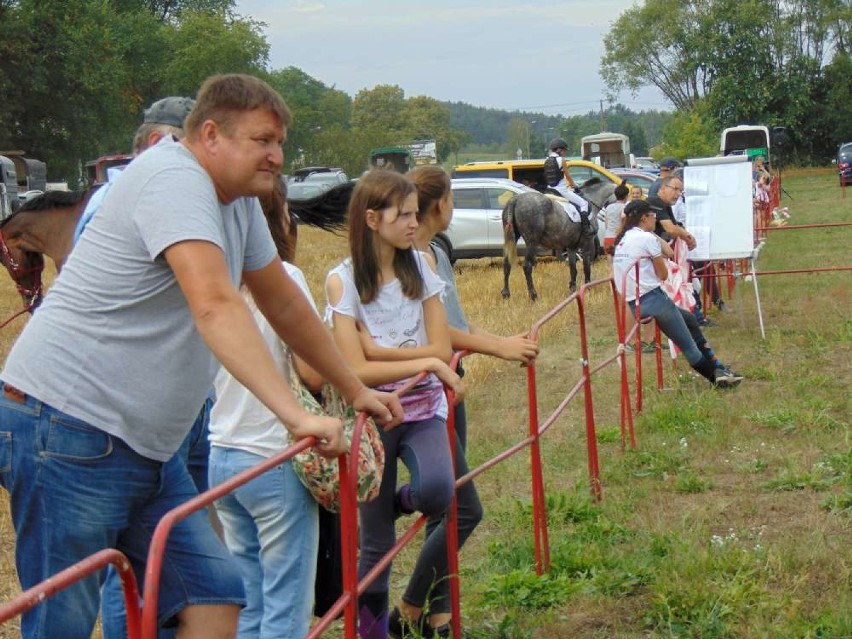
[{"x1": 684, "y1": 156, "x2": 769, "y2": 337}]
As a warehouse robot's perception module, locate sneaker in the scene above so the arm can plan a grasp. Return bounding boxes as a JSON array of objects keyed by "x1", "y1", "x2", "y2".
[
  {"x1": 719, "y1": 366, "x2": 744, "y2": 382},
  {"x1": 698, "y1": 317, "x2": 718, "y2": 328},
  {"x1": 712, "y1": 368, "x2": 742, "y2": 388},
  {"x1": 389, "y1": 607, "x2": 432, "y2": 639},
  {"x1": 640, "y1": 341, "x2": 657, "y2": 354},
  {"x1": 393, "y1": 485, "x2": 415, "y2": 521}
]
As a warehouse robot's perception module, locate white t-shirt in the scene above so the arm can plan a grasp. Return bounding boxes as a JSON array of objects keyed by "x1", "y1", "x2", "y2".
[
  {"x1": 325, "y1": 250, "x2": 447, "y2": 422},
  {"x1": 612, "y1": 227, "x2": 663, "y2": 302},
  {"x1": 603, "y1": 201, "x2": 625, "y2": 239},
  {"x1": 209, "y1": 262, "x2": 316, "y2": 458}
]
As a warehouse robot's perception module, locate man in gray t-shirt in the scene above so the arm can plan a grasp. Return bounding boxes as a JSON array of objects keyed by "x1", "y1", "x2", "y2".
[{"x1": 0, "y1": 74, "x2": 402, "y2": 639}]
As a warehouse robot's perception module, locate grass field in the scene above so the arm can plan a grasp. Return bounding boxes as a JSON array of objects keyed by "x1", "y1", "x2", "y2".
[{"x1": 0, "y1": 169, "x2": 849, "y2": 638}]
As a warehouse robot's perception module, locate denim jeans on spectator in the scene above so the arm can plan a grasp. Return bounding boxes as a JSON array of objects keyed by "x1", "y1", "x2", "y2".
[
  {"x1": 209, "y1": 446, "x2": 319, "y2": 639},
  {"x1": 630, "y1": 287, "x2": 705, "y2": 366},
  {"x1": 101, "y1": 395, "x2": 215, "y2": 639},
  {"x1": 0, "y1": 389, "x2": 244, "y2": 639}
]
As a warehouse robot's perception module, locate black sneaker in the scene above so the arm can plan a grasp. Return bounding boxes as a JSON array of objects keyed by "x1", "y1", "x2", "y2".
[
  {"x1": 389, "y1": 607, "x2": 432, "y2": 639},
  {"x1": 712, "y1": 368, "x2": 742, "y2": 388},
  {"x1": 698, "y1": 317, "x2": 718, "y2": 328}
]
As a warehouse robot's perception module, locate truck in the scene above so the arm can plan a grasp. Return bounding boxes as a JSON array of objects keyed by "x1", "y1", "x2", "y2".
[
  {"x1": 84, "y1": 154, "x2": 133, "y2": 186},
  {"x1": 368, "y1": 146, "x2": 414, "y2": 173},
  {"x1": 580, "y1": 132, "x2": 631, "y2": 169},
  {"x1": 720, "y1": 125, "x2": 771, "y2": 166}
]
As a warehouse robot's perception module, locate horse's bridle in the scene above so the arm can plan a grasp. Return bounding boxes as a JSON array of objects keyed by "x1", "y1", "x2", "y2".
[{"x1": 0, "y1": 227, "x2": 45, "y2": 328}]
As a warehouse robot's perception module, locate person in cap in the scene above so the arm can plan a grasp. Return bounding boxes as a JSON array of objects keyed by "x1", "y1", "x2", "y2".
[
  {"x1": 647, "y1": 156, "x2": 680, "y2": 198},
  {"x1": 544, "y1": 137, "x2": 595, "y2": 235},
  {"x1": 73, "y1": 96, "x2": 198, "y2": 243},
  {"x1": 0, "y1": 73, "x2": 403, "y2": 639},
  {"x1": 612, "y1": 199, "x2": 743, "y2": 387},
  {"x1": 132, "y1": 96, "x2": 197, "y2": 155}
]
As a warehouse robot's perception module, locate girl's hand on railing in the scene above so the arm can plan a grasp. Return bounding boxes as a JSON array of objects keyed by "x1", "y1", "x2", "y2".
[
  {"x1": 430, "y1": 359, "x2": 466, "y2": 404},
  {"x1": 502, "y1": 334, "x2": 540, "y2": 365},
  {"x1": 291, "y1": 413, "x2": 347, "y2": 458},
  {"x1": 352, "y1": 387, "x2": 404, "y2": 429}
]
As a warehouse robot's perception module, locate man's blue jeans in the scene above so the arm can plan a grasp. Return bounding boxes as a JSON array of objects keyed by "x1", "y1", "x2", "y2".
[
  {"x1": 209, "y1": 446, "x2": 319, "y2": 639},
  {"x1": 101, "y1": 396, "x2": 215, "y2": 639},
  {"x1": 0, "y1": 387, "x2": 244, "y2": 639}
]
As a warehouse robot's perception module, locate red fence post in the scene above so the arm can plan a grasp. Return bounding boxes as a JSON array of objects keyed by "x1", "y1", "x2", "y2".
[{"x1": 0, "y1": 549, "x2": 141, "y2": 639}]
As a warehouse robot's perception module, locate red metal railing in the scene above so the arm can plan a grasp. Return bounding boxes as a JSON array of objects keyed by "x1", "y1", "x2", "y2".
[{"x1": 0, "y1": 549, "x2": 141, "y2": 639}]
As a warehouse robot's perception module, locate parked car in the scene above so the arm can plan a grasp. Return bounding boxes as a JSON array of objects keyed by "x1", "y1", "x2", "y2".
[
  {"x1": 633, "y1": 156, "x2": 658, "y2": 171},
  {"x1": 439, "y1": 178, "x2": 603, "y2": 261},
  {"x1": 289, "y1": 166, "x2": 348, "y2": 187},
  {"x1": 288, "y1": 182, "x2": 330, "y2": 200},
  {"x1": 837, "y1": 142, "x2": 852, "y2": 187},
  {"x1": 609, "y1": 168, "x2": 658, "y2": 196},
  {"x1": 451, "y1": 158, "x2": 631, "y2": 192}
]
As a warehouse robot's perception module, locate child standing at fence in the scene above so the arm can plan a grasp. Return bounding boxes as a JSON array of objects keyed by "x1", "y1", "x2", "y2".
[
  {"x1": 402, "y1": 165, "x2": 538, "y2": 635},
  {"x1": 207, "y1": 177, "x2": 329, "y2": 639},
  {"x1": 325, "y1": 169, "x2": 465, "y2": 639},
  {"x1": 612, "y1": 199, "x2": 744, "y2": 388}
]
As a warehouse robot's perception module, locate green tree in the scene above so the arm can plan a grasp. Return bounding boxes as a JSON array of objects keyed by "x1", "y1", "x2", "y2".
[
  {"x1": 160, "y1": 10, "x2": 268, "y2": 97},
  {"x1": 351, "y1": 85, "x2": 406, "y2": 135},
  {"x1": 264, "y1": 67, "x2": 351, "y2": 170},
  {"x1": 656, "y1": 101, "x2": 718, "y2": 161}
]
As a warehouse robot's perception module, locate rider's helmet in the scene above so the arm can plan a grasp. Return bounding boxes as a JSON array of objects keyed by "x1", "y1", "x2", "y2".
[
  {"x1": 143, "y1": 97, "x2": 196, "y2": 128},
  {"x1": 548, "y1": 137, "x2": 569, "y2": 152}
]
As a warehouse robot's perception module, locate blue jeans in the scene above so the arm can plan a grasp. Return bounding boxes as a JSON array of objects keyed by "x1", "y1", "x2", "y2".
[
  {"x1": 0, "y1": 387, "x2": 245, "y2": 639},
  {"x1": 101, "y1": 396, "x2": 215, "y2": 639},
  {"x1": 209, "y1": 446, "x2": 319, "y2": 639},
  {"x1": 630, "y1": 287, "x2": 706, "y2": 366}
]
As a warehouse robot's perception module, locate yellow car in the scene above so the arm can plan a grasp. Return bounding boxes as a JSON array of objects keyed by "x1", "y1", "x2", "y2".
[{"x1": 451, "y1": 158, "x2": 629, "y2": 191}]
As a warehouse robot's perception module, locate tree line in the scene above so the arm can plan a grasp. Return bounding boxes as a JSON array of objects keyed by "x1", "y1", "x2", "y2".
[{"x1": 1, "y1": 0, "x2": 847, "y2": 184}]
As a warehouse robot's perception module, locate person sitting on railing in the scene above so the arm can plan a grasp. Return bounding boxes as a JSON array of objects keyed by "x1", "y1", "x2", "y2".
[
  {"x1": 612, "y1": 199, "x2": 744, "y2": 388},
  {"x1": 401, "y1": 165, "x2": 539, "y2": 637},
  {"x1": 324, "y1": 169, "x2": 465, "y2": 639}
]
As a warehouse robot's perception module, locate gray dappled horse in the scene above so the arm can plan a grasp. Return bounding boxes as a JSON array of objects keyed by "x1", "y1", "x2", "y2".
[{"x1": 501, "y1": 177, "x2": 617, "y2": 301}]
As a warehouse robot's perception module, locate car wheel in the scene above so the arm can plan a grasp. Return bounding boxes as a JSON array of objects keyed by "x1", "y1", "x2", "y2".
[{"x1": 433, "y1": 234, "x2": 454, "y2": 264}]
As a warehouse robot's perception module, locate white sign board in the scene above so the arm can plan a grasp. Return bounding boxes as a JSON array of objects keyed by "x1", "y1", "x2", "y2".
[{"x1": 684, "y1": 156, "x2": 754, "y2": 260}]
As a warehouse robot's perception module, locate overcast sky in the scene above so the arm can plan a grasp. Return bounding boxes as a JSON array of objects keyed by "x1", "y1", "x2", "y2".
[{"x1": 234, "y1": 0, "x2": 669, "y2": 116}]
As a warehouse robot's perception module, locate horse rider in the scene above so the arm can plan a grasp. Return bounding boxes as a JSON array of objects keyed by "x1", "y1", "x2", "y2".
[
  {"x1": 0, "y1": 73, "x2": 403, "y2": 639},
  {"x1": 544, "y1": 137, "x2": 595, "y2": 236}
]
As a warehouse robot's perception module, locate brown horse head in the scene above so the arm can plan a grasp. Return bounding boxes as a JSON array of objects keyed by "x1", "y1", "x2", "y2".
[
  {"x1": 0, "y1": 189, "x2": 91, "y2": 316},
  {"x1": 0, "y1": 219, "x2": 45, "y2": 312}
]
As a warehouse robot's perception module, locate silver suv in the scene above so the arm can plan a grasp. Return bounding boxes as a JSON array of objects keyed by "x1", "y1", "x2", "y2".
[{"x1": 435, "y1": 178, "x2": 536, "y2": 261}]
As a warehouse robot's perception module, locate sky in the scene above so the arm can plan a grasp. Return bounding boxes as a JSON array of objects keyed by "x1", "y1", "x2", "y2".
[{"x1": 233, "y1": 0, "x2": 670, "y2": 117}]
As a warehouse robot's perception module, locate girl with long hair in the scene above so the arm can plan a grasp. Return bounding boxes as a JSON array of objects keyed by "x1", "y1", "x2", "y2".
[
  {"x1": 325, "y1": 169, "x2": 464, "y2": 639},
  {"x1": 403, "y1": 165, "x2": 539, "y2": 636}
]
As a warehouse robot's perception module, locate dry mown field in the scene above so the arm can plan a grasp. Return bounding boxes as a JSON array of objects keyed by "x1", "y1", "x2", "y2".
[{"x1": 0, "y1": 168, "x2": 849, "y2": 638}]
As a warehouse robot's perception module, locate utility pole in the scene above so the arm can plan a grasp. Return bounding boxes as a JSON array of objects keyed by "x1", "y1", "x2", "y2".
[{"x1": 599, "y1": 99, "x2": 605, "y2": 132}]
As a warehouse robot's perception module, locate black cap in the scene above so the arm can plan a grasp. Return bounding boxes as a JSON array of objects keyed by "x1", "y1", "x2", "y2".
[
  {"x1": 624, "y1": 199, "x2": 652, "y2": 217},
  {"x1": 143, "y1": 97, "x2": 196, "y2": 128},
  {"x1": 659, "y1": 156, "x2": 681, "y2": 169}
]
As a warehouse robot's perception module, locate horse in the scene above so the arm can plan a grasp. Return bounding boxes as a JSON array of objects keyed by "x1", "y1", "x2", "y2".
[
  {"x1": 501, "y1": 177, "x2": 618, "y2": 301},
  {"x1": 0, "y1": 181, "x2": 352, "y2": 327}
]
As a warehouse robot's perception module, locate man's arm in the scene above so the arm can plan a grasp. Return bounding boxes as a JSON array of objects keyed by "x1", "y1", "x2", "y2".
[
  {"x1": 164, "y1": 240, "x2": 350, "y2": 454},
  {"x1": 659, "y1": 219, "x2": 696, "y2": 250},
  {"x1": 244, "y1": 258, "x2": 402, "y2": 426}
]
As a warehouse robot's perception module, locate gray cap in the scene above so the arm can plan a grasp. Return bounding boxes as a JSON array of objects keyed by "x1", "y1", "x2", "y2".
[
  {"x1": 143, "y1": 96, "x2": 196, "y2": 128},
  {"x1": 659, "y1": 156, "x2": 681, "y2": 170}
]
